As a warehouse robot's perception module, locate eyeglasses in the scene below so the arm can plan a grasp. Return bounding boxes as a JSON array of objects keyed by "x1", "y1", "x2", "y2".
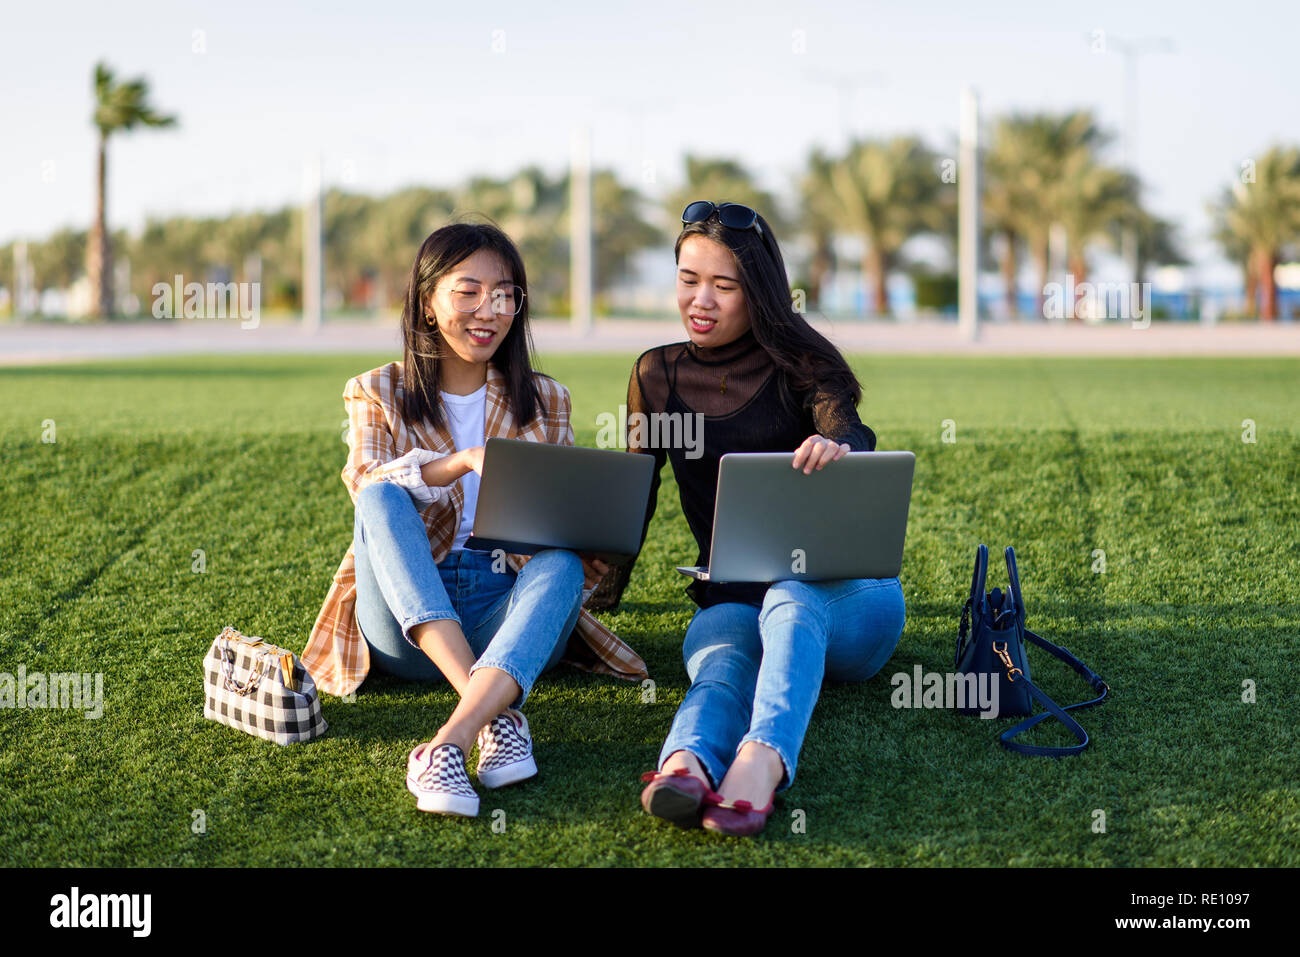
[
  {"x1": 681, "y1": 201, "x2": 764, "y2": 239},
  {"x1": 444, "y1": 282, "x2": 526, "y2": 316}
]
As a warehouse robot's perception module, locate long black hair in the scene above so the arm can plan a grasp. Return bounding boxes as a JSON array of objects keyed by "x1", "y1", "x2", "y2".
[
  {"x1": 399, "y1": 222, "x2": 540, "y2": 430},
  {"x1": 675, "y1": 210, "x2": 862, "y2": 413}
]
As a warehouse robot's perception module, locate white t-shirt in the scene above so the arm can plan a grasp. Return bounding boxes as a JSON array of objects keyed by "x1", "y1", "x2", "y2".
[{"x1": 440, "y1": 384, "x2": 488, "y2": 550}]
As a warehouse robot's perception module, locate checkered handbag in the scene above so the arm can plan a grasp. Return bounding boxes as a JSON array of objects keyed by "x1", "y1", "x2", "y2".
[{"x1": 203, "y1": 626, "x2": 327, "y2": 744}]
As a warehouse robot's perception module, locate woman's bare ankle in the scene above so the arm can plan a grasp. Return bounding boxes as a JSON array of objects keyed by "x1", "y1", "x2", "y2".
[
  {"x1": 662, "y1": 749, "x2": 709, "y2": 783},
  {"x1": 718, "y1": 742, "x2": 783, "y2": 805},
  {"x1": 429, "y1": 722, "x2": 474, "y2": 755}
]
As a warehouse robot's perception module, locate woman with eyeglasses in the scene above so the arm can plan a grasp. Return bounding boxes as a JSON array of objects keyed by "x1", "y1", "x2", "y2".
[
  {"x1": 302, "y1": 222, "x2": 645, "y2": 818},
  {"x1": 595, "y1": 202, "x2": 905, "y2": 837}
]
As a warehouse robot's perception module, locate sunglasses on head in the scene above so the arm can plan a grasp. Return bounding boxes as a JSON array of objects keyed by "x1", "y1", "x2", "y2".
[{"x1": 681, "y1": 201, "x2": 765, "y2": 239}]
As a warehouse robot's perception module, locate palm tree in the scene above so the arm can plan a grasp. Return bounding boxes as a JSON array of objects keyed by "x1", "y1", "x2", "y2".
[
  {"x1": 981, "y1": 171, "x2": 1026, "y2": 317},
  {"x1": 358, "y1": 187, "x2": 455, "y2": 312},
  {"x1": 588, "y1": 170, "x2": 660, "y2": 297},
  {"x1": 1210, "y1": 215, "x2": 1256, "y2": 318},
  {"x1": 455, "y1": 167, "x2": 657, "y2": 314},
  {"x1": 29, "y1": 229, "x2": 89, "y2": 293},
  {"x1": 88, "y1": 62, "x2": 176, "y2": 318},
  {"x1": 1055, "y1": 159, "x2": 1138, "y2": 288},
  {"x1": 984, "y1": 112, "x2": 1110, "y2": 317},
  {"x1": 984, "y1": 117, "x2": 1054, "y2": 317},
  {"x1": 824, "y1": 136, "x2": 947, "y2": 315},
  {"x1": 1208, "y1": 146, "x2": 1300, "y2": 320},
  {"x1": 799, "y1": 149, "x2": 841, "y2": 309},
  {"x1": 456, "y1": 167, "x2": 569, "y2": 310},
  {"x1": 1124, "y1": 207, "x2": 1184, "y2": 315},
  {"x1": 322, "y1": 190, "x2": 374, "y2": 308}
]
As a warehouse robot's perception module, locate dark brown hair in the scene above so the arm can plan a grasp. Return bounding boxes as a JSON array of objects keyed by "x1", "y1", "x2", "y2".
[
  {"x1": 400, "y1": 222, "x2": 539, "y2": 429},
  {"x1": 675, "y1": 210, "x2": 862, "y2": 412}
]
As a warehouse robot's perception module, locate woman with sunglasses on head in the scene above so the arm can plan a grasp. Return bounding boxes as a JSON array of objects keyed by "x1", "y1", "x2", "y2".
[
  {"x1": 595, "y1": 202, "x2": 904, "y2": 837},
  {"x1": 302, "y1": 222, "x2": 645, "y2": 818}
]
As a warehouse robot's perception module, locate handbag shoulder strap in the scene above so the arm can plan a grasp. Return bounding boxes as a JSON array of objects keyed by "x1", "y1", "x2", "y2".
[
  {"x1": 971, "y1": 544, "x2": 989, "y2": 612},
  {"x1": 1004, "y1": 546, "x2": 1024, "y2": 617},
  {"x1": 999, "y1": 628, "x2": 1110, "y2": 757},
  {"x1": 956, "y1": 544, "x2": 990, "y2": 666},
  {"x1": 1024, "y1": 628, "x2": 1110, "y2": 700}
]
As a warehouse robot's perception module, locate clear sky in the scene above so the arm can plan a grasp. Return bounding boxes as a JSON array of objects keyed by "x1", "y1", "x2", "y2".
[{"x1": 3, "y1": 0, "x2": 1297, "y2": 280}]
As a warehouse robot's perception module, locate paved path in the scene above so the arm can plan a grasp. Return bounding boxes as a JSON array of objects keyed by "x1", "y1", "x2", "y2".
[{"x1": 2, "y1": 316, "x2": 1298, "y2": 366}]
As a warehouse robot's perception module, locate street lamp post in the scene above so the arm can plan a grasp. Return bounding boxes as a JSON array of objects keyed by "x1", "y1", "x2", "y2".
[
  {"x1": 1099, "y1": 34, "x2": 1174, "y2": 283},
  {"x1": 302, "y1": 155, "x2": 324, "y2": 334},
  {"x1": 958, "y1": 88, "x2": 981, "y2": 340},
  {"x1": 570, "y1": 128, "x2": 593, "y2": 336}
]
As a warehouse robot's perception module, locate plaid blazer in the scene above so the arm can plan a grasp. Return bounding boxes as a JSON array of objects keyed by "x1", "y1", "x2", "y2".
[{"x1": 301, "y1": 361, "x2": 648, "y2": 696}]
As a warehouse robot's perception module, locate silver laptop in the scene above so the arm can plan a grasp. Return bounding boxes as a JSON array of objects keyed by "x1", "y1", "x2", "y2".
[
  {"x1": 676, "y1": 451, "x2": 915, "y2": 583},
  {"x1": 463, "y1": 438, "x2": 655, "y2": 561}
]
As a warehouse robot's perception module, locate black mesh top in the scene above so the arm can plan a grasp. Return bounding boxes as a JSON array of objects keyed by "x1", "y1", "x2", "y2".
[{"x1": 593, "y1": 329, "x2": 876, "y2": 610}]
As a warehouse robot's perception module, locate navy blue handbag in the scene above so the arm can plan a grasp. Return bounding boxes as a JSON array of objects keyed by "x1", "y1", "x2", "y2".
[{"x1": 955, "y1": 545, "x2": 1109, "y2": 756}]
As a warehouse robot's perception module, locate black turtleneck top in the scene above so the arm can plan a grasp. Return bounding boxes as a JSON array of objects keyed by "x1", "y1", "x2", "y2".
[{"x1": 594, "y1": 329, "x2": 877, "y2": 610}]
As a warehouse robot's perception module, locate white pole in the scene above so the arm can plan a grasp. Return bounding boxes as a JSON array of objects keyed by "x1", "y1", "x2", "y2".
[
  {"x1": 115, "y1": 256, "x2": 130, "y2": 316},
  {"x1": 958, "y1": 88, "x2": 980, "y2": 340},
  {"x1": 570, "y1": 129, "x2": 593, "y2": 335},
  {"x1": 1121, "y1": 47, "x2": 1140, "y2": 285},
  {"x1": 302, "y1": 156, "x2": 323, "y2": 334},
  {"x1": 1111, "y1": 37, "x2": 1172, "y2": 287},
  {"x1": 14, "y1": 241, "x2": 30, "y2": 318}
]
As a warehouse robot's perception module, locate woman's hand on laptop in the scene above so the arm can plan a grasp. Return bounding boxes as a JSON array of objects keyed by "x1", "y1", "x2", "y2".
[
  {"x1": 419, "y1": 446, "x2": 486, "y2": 486},
  {"x1": 792, "y1": 435, "x2": 851, "y2": 475}
]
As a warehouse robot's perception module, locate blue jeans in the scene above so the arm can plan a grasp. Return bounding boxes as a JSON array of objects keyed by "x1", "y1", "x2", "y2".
[
  {"x1": 659, "y1": 578, "x2": 905, "y2": 791},
  {"x1": 351, "y1": 481, "x2": 582, "y2": 708}
]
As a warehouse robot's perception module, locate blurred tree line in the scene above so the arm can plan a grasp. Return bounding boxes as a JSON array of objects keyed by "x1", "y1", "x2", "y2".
[
  {"x1": 4, "y1": 110, "x2": 1299, "y2": 320},
  {"x1": 1, "y1": 167, "x2": 660, "y2": 318}
]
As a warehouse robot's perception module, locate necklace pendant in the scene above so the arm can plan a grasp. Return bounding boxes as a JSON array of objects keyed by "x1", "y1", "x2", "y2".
[{"x1": 719, "y1": 373, "x2": 727, "y2": 395}]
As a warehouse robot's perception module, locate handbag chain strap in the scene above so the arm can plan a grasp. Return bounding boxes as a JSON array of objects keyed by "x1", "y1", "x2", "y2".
[{"x1": 219, "y1": 637, "x2": 269, "y2": 697}]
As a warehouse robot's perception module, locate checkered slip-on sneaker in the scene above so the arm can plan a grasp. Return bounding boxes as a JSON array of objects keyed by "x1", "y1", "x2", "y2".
[
  {"x1": 476, "y1": 710, "x2": 538, "y2": 789},
  {"x1": 406, "y1": 742, "x2": 480, "y2": 817}
]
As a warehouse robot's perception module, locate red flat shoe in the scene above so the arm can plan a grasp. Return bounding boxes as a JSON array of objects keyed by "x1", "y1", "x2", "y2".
[
  {"x1": 700, "y1": 795, "x2": 776, "y2": 837},
  {"x1": 639, "y1": 768, "x2": 718, "y2": 829}
]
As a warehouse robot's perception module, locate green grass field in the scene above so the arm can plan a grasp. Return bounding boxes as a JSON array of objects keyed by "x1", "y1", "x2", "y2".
[{"x1": 1, "y1": 352, "x2": 1297, "y2": 867}]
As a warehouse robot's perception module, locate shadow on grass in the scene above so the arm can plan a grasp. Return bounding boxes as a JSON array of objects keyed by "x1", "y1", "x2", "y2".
[{"x1": 597, "y1": 597, "x2": 695, "y2": 617}]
